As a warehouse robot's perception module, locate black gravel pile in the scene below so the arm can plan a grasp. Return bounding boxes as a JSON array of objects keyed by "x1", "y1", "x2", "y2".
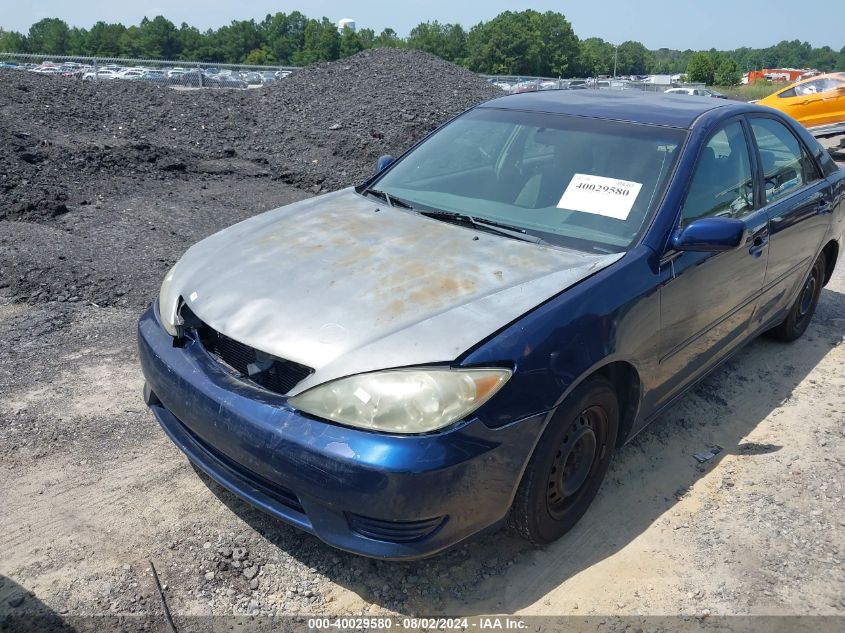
[
  {"x1": 0, "y1": 49, "x2": 501, "y2": 222},
  {"x1": 0, "y1": 126, "x2": 71, "y2": 221},
  {"x1": 0, "y1": 48, "x2": 500, "y2": 306},
  {"x1": 257, "y1": 48, "x2": 503, "y2": 190},
  {"x1": 0, "y1": 124, "x2": 204, "y2": 222}
]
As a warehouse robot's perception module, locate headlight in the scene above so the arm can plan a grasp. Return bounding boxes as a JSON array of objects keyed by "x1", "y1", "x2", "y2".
[
  {"x1": 288, "y1": 368, "x2": 512, "y2": 434},
  {"x1": 158, "y1": 265, "x2": 181, "y2": 337}
]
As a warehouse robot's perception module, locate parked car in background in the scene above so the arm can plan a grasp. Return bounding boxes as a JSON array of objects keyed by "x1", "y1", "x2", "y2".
[
  {"x1": 139, "y1": 70, "x2": 167, "y2": 83},
  {"x1": 62, "y1": 67, "x2": 89, "y2": 78},
  {"x1": 116, "y1": 68, "x2": 145, "y2": 80},
  {"x1": 174, "y1": 71, "x2": 204, "y2": 87},
  {"x1": 139, "y1": 90, "x2": 844, "y2": 560},
  {"x1": 667, "y1": 87, "x2": 702, "y2": 97},
  {"x1": 757, "y1": 73, "x2": 845, "y2": 135},
  {"x1": 259, "y1": 71, "x2": 277, "y2": 84},
  {"x1": 30, "y1": 66, "x2": 63, "y2": 75},
  {"x1": 241, "y1": 72, "x2": 263, "y2": 86},
  {"x1": 509, "y1": 80, "x2": 543, "y2": 94},
  {"x1": 205, "y1": 74, "x2": 247, "y2": 89},
  {"x1": 664, "y1": 87, "x2": 727, "y2": 99},
  {"x1": 82, "y1": 69, "x2": 117, "y2": 81}
]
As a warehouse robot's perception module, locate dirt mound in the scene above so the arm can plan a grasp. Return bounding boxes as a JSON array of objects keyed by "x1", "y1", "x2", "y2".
[
  {"x1": 0, "y1": 48, "x2": 500, "y2": 305},
  {"x1": 0, "y1": 127, "x2": 70, "y2": 222},
  {"x1": 256, "y1": 48, "x2": 504, "y2": 189},
  {"x1": 0, "y1": 49, "x2": 500, "y2": 221}
]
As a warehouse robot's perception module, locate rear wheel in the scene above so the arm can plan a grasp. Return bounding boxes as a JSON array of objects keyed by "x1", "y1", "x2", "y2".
[
  {"x1": 509, "y1": 376, "x2": 619, "y2": 544},
  {"x1": 767, "y1": 252, "x2": 826, "y2": 342}
]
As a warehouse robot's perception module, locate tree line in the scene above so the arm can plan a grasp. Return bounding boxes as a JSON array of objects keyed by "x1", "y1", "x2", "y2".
[{"x1": 1, "y1": 10, "x2": 843, "y2": 84}]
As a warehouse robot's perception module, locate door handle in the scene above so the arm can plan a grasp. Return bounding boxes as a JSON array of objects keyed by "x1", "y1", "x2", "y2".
[
  {"x1": 748, "y1": 235, "x2": 768, "y2": 257},
  {"x1": 818, "y1": 199, "x2": 832, "y2": 215}
]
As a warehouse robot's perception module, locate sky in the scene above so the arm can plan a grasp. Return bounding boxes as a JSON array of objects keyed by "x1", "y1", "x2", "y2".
[{"x1": 0, "y1": 0, "x2": 842, "y2": 51}]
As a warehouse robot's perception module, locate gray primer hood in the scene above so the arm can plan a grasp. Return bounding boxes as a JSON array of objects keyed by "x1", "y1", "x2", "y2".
[{"x1": 165, "y1": 188, "x2": 622, "y2": 394}]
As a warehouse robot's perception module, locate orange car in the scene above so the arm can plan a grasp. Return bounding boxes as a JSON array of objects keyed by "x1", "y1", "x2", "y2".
[{"x1": 758, "y1": 72, "x2": 845, "y2": 133}]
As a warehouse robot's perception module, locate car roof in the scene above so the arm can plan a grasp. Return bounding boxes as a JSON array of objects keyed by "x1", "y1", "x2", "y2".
[{"x1": 479, "y1": 89, "x2": 737, "y2": 129}]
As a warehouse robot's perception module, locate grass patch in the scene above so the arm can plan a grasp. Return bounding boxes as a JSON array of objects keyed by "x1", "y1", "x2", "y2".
[{"x1": 714, "y1": 82, "x2": 780, "y2": 102}]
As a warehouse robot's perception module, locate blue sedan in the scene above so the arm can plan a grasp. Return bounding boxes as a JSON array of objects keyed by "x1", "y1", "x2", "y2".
[{"x1": 138, "y1": 90, "x2": 844, "y2": 559}]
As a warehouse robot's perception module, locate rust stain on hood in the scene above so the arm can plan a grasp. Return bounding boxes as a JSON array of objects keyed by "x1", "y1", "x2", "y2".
[{"x1": 163, "y1": 187, "x2": 623, "y2": 394}]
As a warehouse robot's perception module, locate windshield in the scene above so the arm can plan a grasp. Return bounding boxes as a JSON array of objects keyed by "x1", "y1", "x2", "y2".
[{"x1": 371, "y1": 108, "x2": 685, "y2": 252}]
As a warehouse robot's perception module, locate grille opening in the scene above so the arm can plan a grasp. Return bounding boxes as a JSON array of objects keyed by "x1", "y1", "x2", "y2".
[{"x1": 181, "y1": 304, "x2": 313, "y2": 395}]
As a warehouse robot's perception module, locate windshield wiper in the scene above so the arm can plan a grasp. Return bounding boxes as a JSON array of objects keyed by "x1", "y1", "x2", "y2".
[
  {"x1": 418, "y1": 210, "x2": 545, "y2": 244},
  {"x1": 361, "y1": 188, "x2": 414, "y2": 209}
]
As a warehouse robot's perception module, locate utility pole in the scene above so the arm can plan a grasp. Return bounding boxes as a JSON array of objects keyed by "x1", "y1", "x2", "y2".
[{"x1": 613, "y1": 44, "x2": 618, "y2": 78}]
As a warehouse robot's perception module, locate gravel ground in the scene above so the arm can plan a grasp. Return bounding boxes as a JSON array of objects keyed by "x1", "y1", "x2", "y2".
[
  {"x1": 1, "y1": 51, "x2": 844, "y2": 631},
  {"x1": 2, "y1": 249, "x2": 844, "y2": 628}
]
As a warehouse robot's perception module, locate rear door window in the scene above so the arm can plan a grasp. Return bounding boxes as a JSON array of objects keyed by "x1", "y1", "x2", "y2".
[{"x1": 749, "y1": 118, "x2": 820, "y2": 204}]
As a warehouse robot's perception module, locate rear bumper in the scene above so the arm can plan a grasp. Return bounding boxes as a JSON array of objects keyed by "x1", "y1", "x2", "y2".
[{"x1": 137, "y1": 304, "x2": 545, "y2": 559}]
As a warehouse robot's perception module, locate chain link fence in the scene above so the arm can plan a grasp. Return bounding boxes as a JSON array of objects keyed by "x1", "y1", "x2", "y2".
[
  {"x1": 2, "y1": 53, "x2": 710, "y2": 96},
  {"x1": 0, "y1": 52, "x2": 298, "y2": 89},
  {"x1": 481, "y1": 74, "x2": 706, "y2": 95}
]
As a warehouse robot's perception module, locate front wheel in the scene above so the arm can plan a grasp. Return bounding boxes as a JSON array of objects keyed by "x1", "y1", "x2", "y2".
[
  {"x1": 767, "y1": 252, "x2": 826, "y2": 342},
  {"x1": 509, "y1": 376, "x2": 619, "y2": 544}
]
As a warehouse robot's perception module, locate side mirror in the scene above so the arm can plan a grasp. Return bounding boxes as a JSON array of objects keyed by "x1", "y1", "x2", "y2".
[
  {"x1": 671, "y1": 217, "x2": 745, "y2": 252},
  {"x1": 375, "y1": 155, "x2": 395, "y2": 174}
]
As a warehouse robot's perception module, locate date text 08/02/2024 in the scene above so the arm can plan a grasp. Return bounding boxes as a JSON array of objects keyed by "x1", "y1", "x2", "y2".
[{"x1": 307, "y1": 617, "x2": 528, "y2": 629}]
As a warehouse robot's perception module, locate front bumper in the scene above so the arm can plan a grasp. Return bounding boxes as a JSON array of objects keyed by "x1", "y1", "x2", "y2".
[{"x1": 137, "y1": 304, "x2": 545, "y2": 559}]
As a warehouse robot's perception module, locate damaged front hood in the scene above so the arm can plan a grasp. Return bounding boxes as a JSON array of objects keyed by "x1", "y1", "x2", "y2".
[{"x1": 164, "y1": 188, "x2": 622, "y2": 394}]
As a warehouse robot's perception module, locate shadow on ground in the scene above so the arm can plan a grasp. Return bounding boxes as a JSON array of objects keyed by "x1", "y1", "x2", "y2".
[
  {"x1": 198, "y1": 287, "x2": 845, "y2": 615},
  {"x1": 0, "y1": 575, "x2": 74, "y2": 632}
]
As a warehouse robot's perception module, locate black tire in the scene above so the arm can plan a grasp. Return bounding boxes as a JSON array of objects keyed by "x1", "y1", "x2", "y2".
[
  {"x1": 509, "y1": 376, "x2": 619, "y2": 544},
  {"x1": 767, "y1": 252, "x2": 826, "y2": 342}
]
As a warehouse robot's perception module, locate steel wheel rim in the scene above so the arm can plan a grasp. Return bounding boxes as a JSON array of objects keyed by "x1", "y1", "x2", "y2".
[
  {"x1": 546, "y1": 406, "x2": 606, "y2": 520},
  {"x1": 798, "y1": 272, "x2": 817, "y2": 318}
]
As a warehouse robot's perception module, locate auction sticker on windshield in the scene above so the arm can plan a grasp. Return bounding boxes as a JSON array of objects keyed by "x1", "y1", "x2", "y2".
[{"x1": 557, "y1": 174, "x2": 643, "y2": 220}]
